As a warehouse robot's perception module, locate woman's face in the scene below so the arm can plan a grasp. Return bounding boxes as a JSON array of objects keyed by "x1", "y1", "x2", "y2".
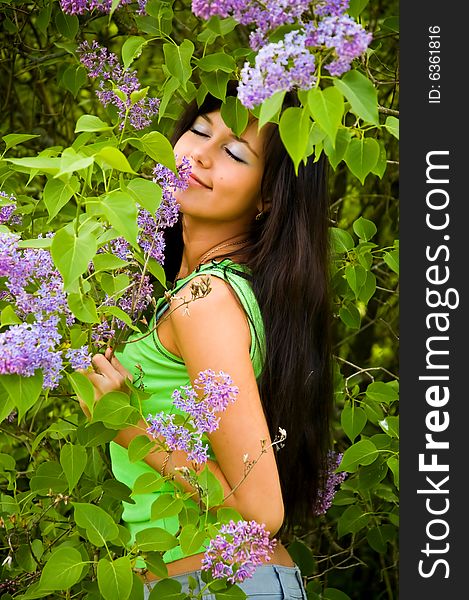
[{"x1": 173, "y1": 110, "x2": 266, "y2": 228}]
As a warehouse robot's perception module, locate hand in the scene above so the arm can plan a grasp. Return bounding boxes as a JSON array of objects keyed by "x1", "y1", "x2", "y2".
[{"x1": 78, "y1": 348, "x2": 133, "y2": 418}]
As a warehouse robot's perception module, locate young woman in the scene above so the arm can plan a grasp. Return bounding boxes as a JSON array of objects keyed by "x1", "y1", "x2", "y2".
[{"x1": 80, "y1": 86, "x2": 333, "y2": 599}]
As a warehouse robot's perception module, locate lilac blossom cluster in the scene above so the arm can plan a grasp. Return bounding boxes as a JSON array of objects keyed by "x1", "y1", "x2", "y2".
[
  {"x1": 0, "y1": 232, "x2": 91, "y2": 388},
  {"x1": 60, "y1": 0, "x2": 131, "y2": 16},
  {"x1": 192, "y1": 0, "x2": 311, "y2": 50},
  {"x1": 238, "y1": 31, "x2": 316, "y2": 109},
  {"x1": 78, "y1": 41, "x2": 160, "y2": 130},
  {"x1": 313, "y1": 450, "x2": 347, "y2": 515},
  {"x1": 202, "y1": 520, "x2": 276, "y2": 583},
  {"x1": 0, "y1": 191, "x2": 21, "y2": 225},
  {"x1": 146, "y1": 370, "x2": 239, "y2": 464},
  {"x1": 192, "y1": 0, "x2": 372, "y2": 107}
]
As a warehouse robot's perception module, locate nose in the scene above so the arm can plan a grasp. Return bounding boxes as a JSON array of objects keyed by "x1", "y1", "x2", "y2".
[{"x1": 190, "y1": 140, "x2": 212, "y2": 168}]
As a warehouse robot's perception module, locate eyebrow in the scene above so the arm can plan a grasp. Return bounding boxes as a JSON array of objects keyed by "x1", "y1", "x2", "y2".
[{"x1": 200, "y1": 114, "x2": 259, "y2": 158}]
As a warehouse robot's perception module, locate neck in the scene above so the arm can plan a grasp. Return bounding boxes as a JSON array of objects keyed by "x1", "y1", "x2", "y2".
[{"x1": 177, "y1": 218, "x2": 250, "y2": 279}]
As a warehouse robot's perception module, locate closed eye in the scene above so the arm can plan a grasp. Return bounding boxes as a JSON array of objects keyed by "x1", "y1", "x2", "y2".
[
  {"x1": 189, "y1": 127, "x2": 209, "y2": 137},
  {"x1": 225, "y1": 148, "x2": 245, "y2": 163}
]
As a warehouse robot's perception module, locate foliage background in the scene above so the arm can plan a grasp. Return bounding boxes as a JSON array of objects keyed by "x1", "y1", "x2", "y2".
[{"x1": 0, "y1": 0, "x2": 399, "y2": 598}]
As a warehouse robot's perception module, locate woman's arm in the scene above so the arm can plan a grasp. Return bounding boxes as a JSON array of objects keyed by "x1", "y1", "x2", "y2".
[{"x1": 80, "y1": 276, "x2": 284, "y2": 534}]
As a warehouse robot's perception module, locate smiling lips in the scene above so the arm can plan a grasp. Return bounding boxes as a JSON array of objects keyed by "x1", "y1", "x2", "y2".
[{"x1": 189, "y1": 173, "x2": 212, "y2": 189}]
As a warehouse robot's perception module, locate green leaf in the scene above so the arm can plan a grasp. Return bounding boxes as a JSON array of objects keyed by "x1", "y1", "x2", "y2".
[
  {"x1": 2, "y1": 133, "x2": 40, "y2": 152},
  {"x1": 57, "y1": 149, "x2": 94, "y2": 177},
  {"x1": 97, "y1": 556, "x2": 133, "y2": 600},
  {"x1": 198, "y1": 53, "x2": 236, "y2": 73},
  {"x1": 286, "y1": 539, "x2": 316, "y2": 576},
  {"x1": 73, "y1": 502, "x2": 120, "y2": 547},
  {"x1": 366, "y1": 524, "x2": 396, "y2": 554},
  {"x1": 214, "y1": 585, "x2": 247, "y2": 599},
  {"x1": 366, "y1": 381, "x2": 399, "y2": 404},
  {"x1": 179, "y1": 524, "x2": 207, "y2": 556},
  {"x1": 220, "y1": 96, "x2": 249, "y2": 137},
  {"x1": 308, "y1": 87, "x2": 344, "y2": 147},
  {"x1": 143, "y1": 552, "x2": 168, "y2": 579},
  {"x1": 0, "y1": 370, "x2": 43, "y2": 422},
  {"x1": 51, "y1": 227, "x2": 97, "y2": 289},
  {"x1": 75, "y1": 115, "x2": 113, "y2": 133},
  {"x1": 128, "y1": 435, "x2": 156, "y2": 463},
  {"x1": 93, "y1": 252, "x2": 129, "y2": 272},
  {"x1": 132, "y1": 472, "x2": 166, "y2": 495},
  {"x1": 370, "y1": 140, "x2": 387, "y2": 178},
  {"x1": 384, "y1": 249, "x2": 399, "y2": 274},
  {"x1": 132, "y1": 131, "x2": 176, "y2": 172},
  {"x1": 67, "y1": 291, "x2": 100, "y2": 323},
  {"x1": 76, "y1": 421, "x2": 116, "y2": 447},
  {"x1": 334, "y1": 70, "x2": 379, "y2": 125},
  {"x1": 135, "y1": 527, "x2": 179, "y2": 552},
  {"x1": 18, "y1": 237, "x2": 53, "y2": 249},
  {"x1": 323, "y1": 588, "x2": 352, "y2": 600},
  {"x1": 345, "y1": 264, "x2": 367, "y2": 297},
  {"x1": 200, "y1": 70, "x2": 230, "y2": 101},
  {"x1": 337, "y1": 504, "x2": 370, "y2": 538},
  {"x1": 55, "y1": 12, "x2": 78, "y2": 39},
  {"x1": 1, "y1": 305, "x2": 22, "y2": 327},
  {"x1": 67, "y1": 371, "x2": 95, "y2": 418},
  {"x1": 61, "y1": 65, "x2": 87, "y2": 98},
  {"x1": 347, "y1": 0, "x2": 370, "y2": 18},
  {"x1": 385, "y1": 116, "x2": 399, "y2": 139},
  {"x1": 279, "y1": 107, "x2": 310, "y2": 174},
  {"x1": 344, "y1": 137, "x2": 380, "y2": 184},
  {"x1": 96, "y1": 147, "x2": 137, "y2": 174},
  {"x1": 60, "y1": 443, "x2": 87, "y2": 492},
  {"x1": 341, "y1": 403, "x2": 367, "y2": 442},
  {"x1": 122, "y1": 36, "x2": 147, "y2": 69},
  {"x1": 159, "y1": 77, "x2": 180, "y2": 119},
  {"x1": 6, "y1": 156, "x2": 61, "y2": 175},
  {"x1": 258, "y1": 91, "x2": 286, "y2": 129},
  {"x1": 197, "y1": 465, "x2": 224, "y2": 508},
  {"x1": 39, "y1": 547, "x2": 83, "y2": 590},
  {"x1": 163, "y1": 40, "x2": 194, "y2": 90},
  {"x1": 148, "y1": 578, "x2": 185, "y2": 600},
  {"x1": 357, "y1": 270, "x2": 376, "y2": 304},
  {"x1": 43, "y1": 176, "x2": 80, "y2": 222},
  {"x1": 353, "y1": 217, "x2": 377, "y2": 241},
  {"x1": 93, "y1": 391, "x2": 137, "y2": 428},
  {"x1": 378, "y1": 416, "x2": 399, "y2": 438},
  {"x1": 100, "y1": 191, "x2": 138, "y2": 247},
  {"x1": 338, "y1": 303, "x2": 361, "y2": 329},
  {"x1": 339, "y1": 439, "x2": 378, "y2": 472},
  {"x1": 387, "y1": 456, "x2": 399, "y2": 490},
  {"x1": 0, "y1": 387, "x2": 15, "y2": 424},
  {"x1": 151, "y1": 494, "x2": 184, "y2": 520},
  {"x1": 127, "y1": 178, "x2": 163, "y2": 213},
  {"x1": 330, "y1": 227, "x2": 355, "y2": 253},
  {"x1": 30, "y1": 461, "x2": 67, "y2": 494}
]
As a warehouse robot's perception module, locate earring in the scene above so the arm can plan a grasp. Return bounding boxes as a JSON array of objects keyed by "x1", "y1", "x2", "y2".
[{"x1": 255, "y1": 210, "x2": 264, "y2": 221}]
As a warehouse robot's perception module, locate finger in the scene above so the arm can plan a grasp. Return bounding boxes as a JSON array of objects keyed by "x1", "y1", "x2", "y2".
[
  {"x1": 92, "y1": 353, "x2": 118, "y2": 377},
  {"x1": 109, "y1": 355, "x2": 133, "y2": 381}
]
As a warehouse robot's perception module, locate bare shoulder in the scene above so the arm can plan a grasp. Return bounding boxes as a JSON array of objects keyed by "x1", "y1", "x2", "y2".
[{"x1": 168, "y1": 273, "x2": 250, "y2": 349}]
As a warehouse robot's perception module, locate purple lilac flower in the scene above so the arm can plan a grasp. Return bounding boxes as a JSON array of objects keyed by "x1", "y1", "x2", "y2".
[
  {"x1": 0, "y1": 317, "x2": 63, "y2": 388},
  {"x1": 315, "y1": 0, "x2": 349, "y2": 17},
  {"x1": 147, "y1": 369, "x2": 239, "y2": 464},
  {"x1": 92, "y1": 319, "x2": 116, "y2": 347},
  {"x1": 0, "y1": 232, "x2": 79, "y2": 388},
  {"x1": 60, "y1": 0, "x2": 131, "y2": 16},
  {"x1": 65, "y1": 346, "x2": 92, "y2": 370},
  {"x1": 0, "y1": 191, "x2": 21, "y2": 225},
  {"x1": 202, "y1": 520, "x2": 277, "y2": 583},
  {"x1": 117, "y1": 273, "x2": 154, "y2": 317},
  {"x1": 313, "y1": 450, "x2": 347, "y2": 515},
  {"x1": 78, "y1": 41, "x2": 160, "y2": 130},
  {"x1": 305, "y1": 15, "x2": 372, "y2": 76},
  {"x1": 238, "y1": 31, "x2": 317, "y2": 109},
  {"x1": 192, "y1": 0, "x2": 310, "y2": 49}
]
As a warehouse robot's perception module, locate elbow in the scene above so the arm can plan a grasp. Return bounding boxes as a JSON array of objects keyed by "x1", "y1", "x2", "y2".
[{"x1": 238, "y1": 498, "x2": 285, "y2": 538}]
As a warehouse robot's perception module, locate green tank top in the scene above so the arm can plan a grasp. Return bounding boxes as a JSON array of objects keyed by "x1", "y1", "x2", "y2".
[{"x1": 109, "y1": 259, "x2": 265, "y2": 565}]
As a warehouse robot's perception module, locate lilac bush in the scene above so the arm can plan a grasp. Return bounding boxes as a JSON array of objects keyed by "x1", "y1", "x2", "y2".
[
  {"x1": 0, "y1": 191, "x2": 21, "y2": 225},
  {"x1": 313, "y1": 450, "x2": 347, "y2": 515},
  {"x1": 60, "y1": 0, "x2": 132, "y2": 16}
]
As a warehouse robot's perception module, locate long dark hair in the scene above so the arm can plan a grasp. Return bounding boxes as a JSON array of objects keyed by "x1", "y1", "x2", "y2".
[{"x1": 165, "y1": 84, "x2": 333, "y2": 537}]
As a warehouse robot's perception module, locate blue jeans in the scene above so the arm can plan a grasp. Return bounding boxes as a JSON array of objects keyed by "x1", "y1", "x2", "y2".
[{"x1": 143, "y1": 564, "x2": 307, "y2": 599}]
